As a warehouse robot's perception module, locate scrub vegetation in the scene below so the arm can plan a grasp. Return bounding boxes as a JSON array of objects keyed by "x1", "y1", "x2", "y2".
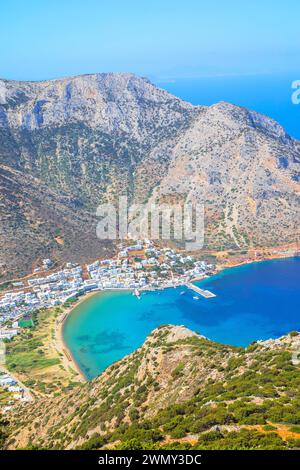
[
  {"x1": 4, "y1": 307, "x2": 80, "y2": 396},
  {"x1": 5, "y1": 326, "x2": 300, "y2": 450}
]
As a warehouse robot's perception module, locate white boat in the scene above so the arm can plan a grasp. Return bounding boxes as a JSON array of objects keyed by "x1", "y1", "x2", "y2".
[
  {"x1": 133, "y1": 289, "x2": 141, "y2": 299},
  {"x1": 193, "y1": 295, "x2": 199, "y2": 300}
]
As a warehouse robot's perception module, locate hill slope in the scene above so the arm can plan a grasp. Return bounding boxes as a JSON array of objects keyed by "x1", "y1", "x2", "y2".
[
  {"x1": 6, "y1": 325, "x2": 300, "y2": 450},
  {"x1": 0, "y1": 73, "x2": 300, "y2": 278}
]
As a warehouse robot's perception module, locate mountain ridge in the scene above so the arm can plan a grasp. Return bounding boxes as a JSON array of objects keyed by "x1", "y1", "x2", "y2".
[{"x1": 6, "y1": 324, "x2": 300, "y2": 450}]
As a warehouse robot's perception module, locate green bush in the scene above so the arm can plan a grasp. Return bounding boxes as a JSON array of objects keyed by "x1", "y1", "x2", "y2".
[{"x1": 78, "y1": 434, "x2": 105, "y2": 450}]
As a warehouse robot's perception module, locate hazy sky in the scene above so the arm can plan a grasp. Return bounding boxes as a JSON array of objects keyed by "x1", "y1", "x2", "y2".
[{"x1": 1, "y1": 0, "x2": 300, "y2": 80}]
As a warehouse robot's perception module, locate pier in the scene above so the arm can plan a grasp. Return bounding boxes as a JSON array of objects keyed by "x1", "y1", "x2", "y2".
[{"x1": 186, "y1": 282, "x2": 216, "y2": 298}]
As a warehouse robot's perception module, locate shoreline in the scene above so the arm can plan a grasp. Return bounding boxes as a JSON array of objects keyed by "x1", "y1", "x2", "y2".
[
  {"x1": 56, "y1": 289, "x2": 135, "y2": 381},
  {"x1": 56, "y1": 252, "x2": 298, "y2": 381},
  {"x1": 214, "y1": 247, "x2": 297, "y2": 270},
  {"x1": 53, "y1": 293, "x2": 101, "y2": 382}
]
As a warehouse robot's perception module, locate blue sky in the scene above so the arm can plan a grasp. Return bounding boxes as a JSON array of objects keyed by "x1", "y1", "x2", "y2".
[{"x1": 1, "y1": 0, "x2": 300, "y2": 80}]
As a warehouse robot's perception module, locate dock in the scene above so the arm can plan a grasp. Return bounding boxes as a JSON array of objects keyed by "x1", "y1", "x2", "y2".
[{"x1": 186, "y1": 282, "x2": 216, "y2": 298}]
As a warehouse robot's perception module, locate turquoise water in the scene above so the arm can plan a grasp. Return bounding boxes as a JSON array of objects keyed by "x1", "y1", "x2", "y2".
[
  {"x1": 63, "y1": 258, "x2": 300, "y2": 379},
  {"x1": 158, "y1": 75, "x2": 300, "y2": 140}
]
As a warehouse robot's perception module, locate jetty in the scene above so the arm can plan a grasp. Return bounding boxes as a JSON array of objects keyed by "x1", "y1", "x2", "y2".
[{"x1": 186, "y1": 282, "x2": 216, "y2": 299}]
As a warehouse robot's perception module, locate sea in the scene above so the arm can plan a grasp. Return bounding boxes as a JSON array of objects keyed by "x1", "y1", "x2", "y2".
[{"x1": 63, "y1": 258, "x2": 300, "y2": 379}]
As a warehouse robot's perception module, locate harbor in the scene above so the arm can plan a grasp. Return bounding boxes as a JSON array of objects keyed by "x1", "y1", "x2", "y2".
[{"x1": 63, "y1": 258, "x2": 300, "y2": 379}]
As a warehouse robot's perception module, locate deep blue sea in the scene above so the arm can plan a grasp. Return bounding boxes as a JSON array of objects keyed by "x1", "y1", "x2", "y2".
[
  {"x1": 63, "y1": 258, "x2": 300, "y2": 379},
  {"x1": 156, "y1": 75, "x2": 300, "y2": 140}
]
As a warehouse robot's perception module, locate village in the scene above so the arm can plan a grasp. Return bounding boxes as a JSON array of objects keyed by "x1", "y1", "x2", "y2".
[
  {"x1": 0, "y1": 369, "x2": 32, "y2": 412},
  {"x1": 0, "y1": 240, "x2": 214, "y2": 341}
]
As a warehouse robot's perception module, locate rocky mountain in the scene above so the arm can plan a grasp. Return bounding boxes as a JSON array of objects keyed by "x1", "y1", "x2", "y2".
[
  {"x1": 6, "y1": 325, "x2": 300, "y2": 450},
  {"x1": 0, "y1": 73, "x2": 300, "y2": 279}
]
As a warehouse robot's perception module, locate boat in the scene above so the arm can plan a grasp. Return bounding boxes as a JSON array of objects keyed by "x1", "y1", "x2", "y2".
[
  {"x1": 193, "y1": 295, "x2": 200, "y2": 300},
  {"x1": 133, "y1": 289, "x2": 141, "y2": 299},
  {"x1": 180, "y1": 291, "x2": 186, "y2": 295}
]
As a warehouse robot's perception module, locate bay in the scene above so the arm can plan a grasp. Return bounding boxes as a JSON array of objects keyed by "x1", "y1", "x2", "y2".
[{"x1": 63, "y1": 258, "x2": 300, "y2": 380}]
